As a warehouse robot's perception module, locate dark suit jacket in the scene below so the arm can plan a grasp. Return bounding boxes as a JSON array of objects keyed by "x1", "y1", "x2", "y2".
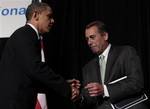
[
  {"x1": 0, "y1": 25, "x2": 71, "y2": 109},
  {"x1": 80, "y1": 45, "x2": 147, "y2": 109}
]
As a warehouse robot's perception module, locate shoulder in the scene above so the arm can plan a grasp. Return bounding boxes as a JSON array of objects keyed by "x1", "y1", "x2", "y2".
[
  {"x1": 120, "y1": 45, "x2": 137, "y2": 54},
  {"x1": 13, "y1": 25, "x2": 34, "y2": 35},
  {"x1": 10, "y1": 25, "x2": 37, "y2": 40},
  {"x1": 112, "y1": 45, "x2": 135, "y2": 50},
  {"x1": 111, "y1": 45, "x2": 138, "y2": 58},
  {"x1": 112, "y1": 45, "x2": 137, "y2": 53}
]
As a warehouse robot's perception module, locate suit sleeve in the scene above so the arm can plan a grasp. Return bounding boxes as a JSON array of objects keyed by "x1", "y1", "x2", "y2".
[
  {"x1": 14, "y1": 32, "x2": 71, "y2": 99},
  {"x1": 78, "y1": 62, "x2": 100, "y2": 108}
]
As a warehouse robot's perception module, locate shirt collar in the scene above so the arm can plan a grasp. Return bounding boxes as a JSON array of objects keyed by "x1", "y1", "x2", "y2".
[
  {"x1": 99, "y1": 44, "x2": 111, "y2": 61},
  {"x1": 26, "y1": 23, "x2": 40, "y2": 39}
]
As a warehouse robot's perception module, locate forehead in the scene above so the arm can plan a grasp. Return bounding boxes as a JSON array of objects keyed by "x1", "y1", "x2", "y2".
[
  {"x1": 47, "y1": 6, "x2": 52, "y2": 12},
  {"x1": 41, "y1": 6, "x2": 52, "y2": 13},
  {"x1": 39, "y1": 8, "x2": 53, "y2": 18},
  {"x1": 85, "y1": 26, "x2": 99, "y2": 35}
]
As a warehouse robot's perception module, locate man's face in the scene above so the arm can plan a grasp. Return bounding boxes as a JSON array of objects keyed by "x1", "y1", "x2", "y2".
[
  {"x1": 38, "y1": 7, "x2": 54, "y2": 33},
  {"x1": 85, "y1": 26, "x2": 108, "y2": 55}
]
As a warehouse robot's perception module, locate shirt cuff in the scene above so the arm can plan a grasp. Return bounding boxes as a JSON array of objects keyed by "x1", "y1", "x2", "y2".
[{"x1": 103, "y1": 84, "x2": 109, "y2": 97}]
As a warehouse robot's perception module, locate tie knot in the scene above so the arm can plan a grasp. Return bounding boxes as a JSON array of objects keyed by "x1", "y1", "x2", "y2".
[
  {"x1": 100, "y1": 54, "x2": 105, "y2": 60},
  {"x1": 40, "y1": 36, "x2": 44, "y2": 49}
]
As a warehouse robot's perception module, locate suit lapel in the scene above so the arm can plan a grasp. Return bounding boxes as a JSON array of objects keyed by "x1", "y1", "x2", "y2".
[{"x1": 104, "y1": 46, "x2": 118, "y2": 83}]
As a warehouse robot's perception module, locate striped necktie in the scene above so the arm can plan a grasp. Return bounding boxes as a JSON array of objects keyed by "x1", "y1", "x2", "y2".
[
  {"x1": 99, "y1": 55, "x2": 106, "y2": 84},
  {"x1": 40, "y1": 36, "x2": 45, "y2": 62}
]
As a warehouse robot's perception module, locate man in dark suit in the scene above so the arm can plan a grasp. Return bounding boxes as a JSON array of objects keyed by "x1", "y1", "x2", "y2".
[
  {"x1": 0, "y1": 2, "x2": 78, "y2": 109},
  {"x1": 77, "y1": 20, "x2": 148, "y2": 109}
]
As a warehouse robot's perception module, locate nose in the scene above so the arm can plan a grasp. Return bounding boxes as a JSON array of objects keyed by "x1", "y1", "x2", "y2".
[
  {"x1": 88, "y1": 39, "x2": 93, "y2": 47},
  {"x1": 51, "y1": 18, "x2": 54, "y2": 24}
]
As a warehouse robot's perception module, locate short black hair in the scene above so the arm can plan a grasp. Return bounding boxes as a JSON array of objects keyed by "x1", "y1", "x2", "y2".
[{"x1": 25, "y1": 2, "x2": 50, "y2": 21}]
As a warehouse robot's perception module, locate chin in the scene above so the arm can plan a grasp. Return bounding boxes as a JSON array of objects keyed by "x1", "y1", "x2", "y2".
[
  {"x1": 91, "y1": 48, "x2": 98, "y2": 53},
  {"x1": 91, "y1": 50, "x2": 98, "y2": 54},
  {"x1": 44, "y1": 29, "x2": 50, "y2": 33},
  {"x1": 92, "y1": 50, "x2": 101, "y2": 55}
]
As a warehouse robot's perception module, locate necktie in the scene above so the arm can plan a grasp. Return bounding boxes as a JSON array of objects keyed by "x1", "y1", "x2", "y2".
[
  {"x1": 40, "y1": 36, "x2": 45, "y2": 62},
  {"x1": 35, "y1": 36, "x2": 48, "y2": 109},
  {"x1": 99, "y1": 55, "x2": 106, "y2": 84}
]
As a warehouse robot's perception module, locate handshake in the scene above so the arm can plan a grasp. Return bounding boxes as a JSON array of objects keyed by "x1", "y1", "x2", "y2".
[
  {"x1": 67, "y1": 79, "x2": 104, "y2": 101},
  {"x1": 67, "y1": 79, "x2": 81, "y2": 101}
]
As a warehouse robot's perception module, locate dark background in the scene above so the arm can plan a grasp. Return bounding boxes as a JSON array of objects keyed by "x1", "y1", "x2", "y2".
[
  {"x1": 43, "y1": 0, "x2": 150, "y2": 97},
  {"x1": 0, "y1": 0, "x2": 149, "y2": 107}
]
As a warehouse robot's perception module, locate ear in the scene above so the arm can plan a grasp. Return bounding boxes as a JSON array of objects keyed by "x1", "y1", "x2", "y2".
[
  {"x1": 104, "y1": 32, "x2": 109, "y2": 41},
  {"x1": 33, "y1": 12, "x2": 39, "y2": 21}
]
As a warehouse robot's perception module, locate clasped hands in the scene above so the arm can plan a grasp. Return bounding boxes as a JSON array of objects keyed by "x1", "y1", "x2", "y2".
[
  {"x1": 67, "y1": 79, "x2": 80, "y2": 101},
  {"x1": 67, "y1": 79, "x2": 104, "y2": 101}
]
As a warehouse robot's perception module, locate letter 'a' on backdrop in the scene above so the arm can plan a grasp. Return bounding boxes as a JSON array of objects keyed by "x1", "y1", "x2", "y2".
[{"x1": 0, "y1": 0, "x2": 32, "y2": 38}]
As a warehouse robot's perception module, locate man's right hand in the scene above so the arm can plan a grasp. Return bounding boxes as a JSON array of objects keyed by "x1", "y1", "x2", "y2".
[
  {"x1": 84, "y1": 82, "x2": 104, "y2": 97},
  {"x1": 67, "y1": 79, "x2": 80, "y2": 101}
]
